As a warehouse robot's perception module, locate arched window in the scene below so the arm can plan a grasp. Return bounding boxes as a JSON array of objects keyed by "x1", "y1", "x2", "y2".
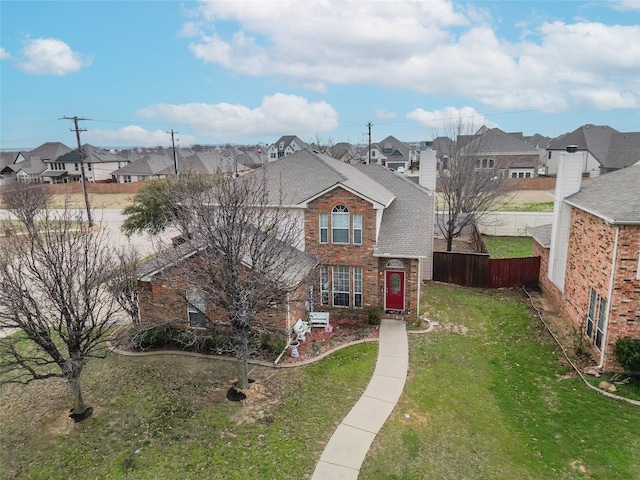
[
  {"x1": 386, "y1": 259, "x2": 404, "y2": 269},
  {"x1": 332, "y1": 205, "x2": 349, "y2": 243}
]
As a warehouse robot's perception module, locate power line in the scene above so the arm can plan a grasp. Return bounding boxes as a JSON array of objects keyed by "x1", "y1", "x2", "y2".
[{"x1": 61, "y1": 116, "x2": 93, "y2": 227}]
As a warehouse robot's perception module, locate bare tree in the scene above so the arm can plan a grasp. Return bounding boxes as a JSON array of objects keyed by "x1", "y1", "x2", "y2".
[
  {"x1": 433, "y1": 119, "x2": 516, "y2": 251},
  {"x1": 0, "y1": 206, "x2": 137, "y2": 420},
  {"x1": 154, "y1": 170, "x2": 312, "y2": 389},
  {"x1": 1, "y1": 182, "x2": 52, "y2": 233},
  {"x1": 105, "y1": 247, "x2": 142, "y2": 325}
]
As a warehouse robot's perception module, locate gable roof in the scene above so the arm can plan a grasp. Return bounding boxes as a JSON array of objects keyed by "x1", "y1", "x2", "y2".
[
  {"x1": 546, "y1": 124, "x2": 617, "y2": 161},
  {"x1": 377, "y1": 135, "x2": 411, "y2": 159},
  {"x1": 461, "y1": 128, "x2": 540, "y2": 155},
  {"x1": 55, "y1": 144, "x2": 126, "y2": 164},
  {"x1": 257, "y1": 148, "x2": 395, "y2": 208},
  {"x1": 22, "y1": 142, "x2": 71, "y2": 162},
  {"x1": 357, "y1": 165, "x2": 433, "y2": 258},
  {"x1": 111, "y1": 154, "x2": 174, "y2": 176},
  {"x1": 565, "y1": 164, "x2": 640, "y2": 225}
]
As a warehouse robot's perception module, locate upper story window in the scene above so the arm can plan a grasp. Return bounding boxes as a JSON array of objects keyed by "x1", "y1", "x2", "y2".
[
  {"x1": 478, "y1": 158, "x2": 494, "y2": 169},
  {"x1": 331, "y1": 205, "x2": 349, "y2": 244},
  {"x1": 353, "y1": 214, "x2": 362, "y2": 245},
  {"x1": 319, "y1": 213, "x2": 328, "y2": 243}
]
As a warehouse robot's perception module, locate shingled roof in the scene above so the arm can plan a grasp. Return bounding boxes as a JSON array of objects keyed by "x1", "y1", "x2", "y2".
[
  {"x1": 565, "y1": 163, "x2": 640, "y2": 225},
  {"x1": 257, "y1": 148, "x2": 395, "y2": 208}
]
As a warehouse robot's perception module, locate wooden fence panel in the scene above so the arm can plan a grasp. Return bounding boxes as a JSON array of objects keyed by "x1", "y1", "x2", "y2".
[
  {"x1": 489, "y1": 257, "x2": 540, "y2": 288},
  {"x1": 433, "y1": 252, "x2": 490, "y2": 288},
  {"x1": 434, "y1": 252, "x2": 541, "y2": 289}
]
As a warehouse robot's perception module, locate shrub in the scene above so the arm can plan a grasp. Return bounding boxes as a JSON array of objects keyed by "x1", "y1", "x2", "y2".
[
  {"x1": 614, "y1": 337, "x2": 640, "y2": 372},
  {"x1": 368, "y1": 307, "x2": 382, "y2": 325}
]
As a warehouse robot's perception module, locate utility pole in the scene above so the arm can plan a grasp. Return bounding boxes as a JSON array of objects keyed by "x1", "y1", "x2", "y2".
[
  {"x1": 168, "y1": 129, "x2": 178, "y2": 176},
  {"x1": 62, "y1": 116, "x2": 93, "y2": 227},
  {"x1": 366, "y1": 122, "x2": 373, "y2": 164}
]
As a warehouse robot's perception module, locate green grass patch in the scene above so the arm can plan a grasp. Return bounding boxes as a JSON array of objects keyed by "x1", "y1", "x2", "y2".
[
  {"x1": 496, "y1": 201, "x2": 555, "y2": 212},
  {"x1": 483, "y1": 235, "x2": 533, "y2": 258},
  {"x1": 0, "y1": 343, "x2": 378, "y2": 479},
  {"x1": 360, "y1": 284, "x2": 640, "y2": 480}
]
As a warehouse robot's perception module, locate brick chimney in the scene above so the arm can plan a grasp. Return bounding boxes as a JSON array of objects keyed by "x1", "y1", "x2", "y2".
[{"x1": 548, "y1": 145, "x2": 583, "y2": 291}]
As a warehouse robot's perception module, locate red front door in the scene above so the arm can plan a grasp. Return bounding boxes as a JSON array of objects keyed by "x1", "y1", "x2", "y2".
[{"x1": 385, "y1": 271, "x2": 405, "y2": 311}]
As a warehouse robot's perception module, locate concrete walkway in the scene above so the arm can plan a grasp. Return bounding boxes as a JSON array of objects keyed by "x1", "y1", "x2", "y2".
[{"x1": 311, "y1": 319, "x2": 408, "y2": 480}]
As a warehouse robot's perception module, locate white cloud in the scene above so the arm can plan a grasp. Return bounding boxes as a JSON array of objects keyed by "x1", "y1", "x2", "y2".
[
  {"x1": 137, "y1": 93, "x2": 339, "y2": 141},
  {"x1": 85, "y1": 126, "x2": 196, "y2": 148},
  {"x1": 0, "y1": 47, "x2": 10, "y2": 60},
  {"x1": 375, "y1": 109, "x2": 396, "y2": 120},
  {"x1": 186, "y1": 1, "x2": 640, "y2": 112},
  {"x1": 610, "y1": 0, "x2": 640, "y2": 11},
  {"x1": 406, "y1": 106, "x2": 499, "y2": 132},
  {"x1": 17, "y1": 38, "x2": 91, "y2": 75}
]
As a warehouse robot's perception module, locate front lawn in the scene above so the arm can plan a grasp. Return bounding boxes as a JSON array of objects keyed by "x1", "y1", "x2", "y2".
[
  {"x1": 360, "y1": 284, "x2": 640, "y2": 479},
  {"x1": 0, "y1": 343, "x2": 377, "y2": 479}
]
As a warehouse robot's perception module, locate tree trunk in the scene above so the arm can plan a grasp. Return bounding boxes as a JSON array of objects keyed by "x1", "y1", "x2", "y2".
[
  {"x1": 66, "y1": 359, "x2": 86, "y2": 414},
  {"x1": 236, "y1": 333, "x2": 250, "y2": 390}
]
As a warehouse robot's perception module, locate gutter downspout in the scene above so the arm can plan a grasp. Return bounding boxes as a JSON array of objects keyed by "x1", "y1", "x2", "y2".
[{"x1": 598, "y1": 225, "x2": 620, "y2": 370}]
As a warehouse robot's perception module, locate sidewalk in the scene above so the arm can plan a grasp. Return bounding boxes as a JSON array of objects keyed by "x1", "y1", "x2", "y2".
[{"x1": 311, "y1": 318, "x2": 408, "y2": 480}]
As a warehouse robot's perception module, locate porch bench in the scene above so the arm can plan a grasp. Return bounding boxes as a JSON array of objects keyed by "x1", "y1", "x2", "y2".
[
  {"x1": 309, "y1": 312, "x2": 330, "y2": 328},
  {"x1": 293, "y1": 318, "x2": 312, "y2": 341}
]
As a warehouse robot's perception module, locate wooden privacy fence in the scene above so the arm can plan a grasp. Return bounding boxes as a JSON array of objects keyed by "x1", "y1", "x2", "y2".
[{"x1": 433, "y1": 252, "x2": 540, "y2": 288}]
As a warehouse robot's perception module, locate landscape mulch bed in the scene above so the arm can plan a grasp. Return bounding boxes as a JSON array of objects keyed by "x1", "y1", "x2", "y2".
[
  {"x1": 112, "y1": 317, "x2": 379, "y2": 365},
  {"x1": 280, "y1": 317, "x2": 379, "y2": 365}
]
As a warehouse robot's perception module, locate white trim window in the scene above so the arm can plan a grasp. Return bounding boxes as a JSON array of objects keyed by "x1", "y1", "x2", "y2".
[
  {"x1": 332, "y1": 205, "x2": 350, "y2": 243},
  {"x1": 596, "y1": 297, "x2": 607, "y2": 351},
  {"x1": 353, "y1": 214, "x2": 362, "y2": 245},
  {"x1": 332, "y1": 266, "x2": 350, "y2": 307},
  {"x1": 353, "y1": 267, "x2": 363, "y2": 308},
  {"x1": 319, "y1": 213, "x2": 328, "y2": 243},
  {"x1": 186, "y1": 289, "x2": 206, "y2": 328},
  {"x1": 320, "y1": 266, "x2": 329, "y2": 306}
]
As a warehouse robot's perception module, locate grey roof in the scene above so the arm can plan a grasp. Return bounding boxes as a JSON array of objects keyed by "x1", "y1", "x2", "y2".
[
  {"x1": 111, "y1": 154, "x2": 174, "y2": 176},
  {"x1": 23, "y1": 142, "x2": 71, "y2": 162},
  {"x1": 527, "y1": 224, "x2": 552, "y2": 248},
  {"x1": 357, "y1": 165, "x2": 434, "y2": 258},
  {"x1": 461, "y1": 128, "x2": 540, "y2": 155},
  {"x1": 546, "y1": 124, "x2": 617, "y2": 162},
  {"x1": 257, "y1": 149, "x2": 395, "y2": 207},
  {"x1": 272, "y1": 135, "x2": 308, "y2": 152},
  {"x1": 565, "y1": 164, "x2": 640, "y2": 224},
  {"x1": 55, "y1": 144, "x2": 126, "y2": 164},
  {"x1": 138, "y1": 235, "x2": 317, "y2": 290},
  {"x1": 600, "y1": 132, "x2": 640, "y2": 170},
  {"x1": 0, "y1": 152, "x2": 19, "y2": 168},
  {"x1": 377, "y1": 135, "x2": 411, "y2": 159}
]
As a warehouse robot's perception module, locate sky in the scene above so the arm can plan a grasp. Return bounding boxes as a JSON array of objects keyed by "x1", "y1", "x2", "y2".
[{"x1": 1, "y1": 0, "x2": 639, "y2": 150}]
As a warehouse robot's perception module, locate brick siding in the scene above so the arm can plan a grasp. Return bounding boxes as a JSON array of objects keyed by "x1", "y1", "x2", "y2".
[{"x1": 561, "y1": 209, "x2": 640, "y2": 370}]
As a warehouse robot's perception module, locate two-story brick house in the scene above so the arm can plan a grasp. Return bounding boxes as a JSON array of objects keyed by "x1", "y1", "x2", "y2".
[
  {"x1": 529, "y1": 151, "x2": 640, "y2": 371},
  {"x1": 137, "y1": 148, "x2": 435, "y2": 332}
]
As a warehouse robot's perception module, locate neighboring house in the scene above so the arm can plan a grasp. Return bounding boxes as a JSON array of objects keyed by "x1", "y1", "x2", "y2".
[
  {"x1": 529, "y1": 151, "x2": 640, "y2": 371},
  {"x1": 111, "y1": 152, "x2": 176, "y2": 183},
  {"x1": 544, "y1": 124, "x2": 640, "y2": 177},
  {"x1": 456, "y1": 127, "x2": 543, "y2": 178},
  {"x1": 267, "y1": 135, "x2": 308, "y2": 161},
  {"x1": 5, "y1": 142, "x2": 71, "y2": 183},
  {"x1": 42, "y1": 144, "x2": 128, "y2": 183},
  {"x1": 137, "y1": 148, "x2": 436, "y2": 331}
]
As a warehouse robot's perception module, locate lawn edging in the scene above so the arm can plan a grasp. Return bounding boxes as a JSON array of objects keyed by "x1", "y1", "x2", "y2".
[{"x1": 107, "y1": 328, "x2": 379, "y2": 369}]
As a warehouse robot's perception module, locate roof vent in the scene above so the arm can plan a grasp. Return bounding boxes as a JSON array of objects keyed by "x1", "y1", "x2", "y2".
[{"x1": 566, "y1": 145, "x2": 578, "y2": 153}]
